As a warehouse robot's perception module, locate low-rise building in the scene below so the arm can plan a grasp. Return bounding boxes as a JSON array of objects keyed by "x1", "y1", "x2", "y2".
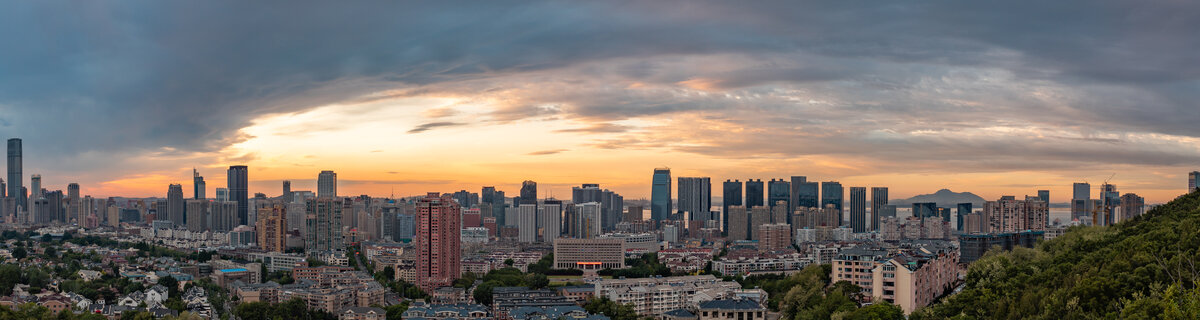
[
  {"x1": 553, "y1": 238, "x2": 625, "y2": 271},
  {"x1": 831, "y1": 241, "x2": 959, "y2": 314},
  {"x1": 697, "y1": 299, "x2": 766, "y2": 320},
  {"x1": 593, "y1": 275, "x2": 742, "y2": 316}
]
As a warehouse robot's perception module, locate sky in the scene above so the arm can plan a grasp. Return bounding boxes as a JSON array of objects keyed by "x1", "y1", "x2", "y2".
[{"x1": 0, "y1": 1, "x2": 1198, "y2": 203}]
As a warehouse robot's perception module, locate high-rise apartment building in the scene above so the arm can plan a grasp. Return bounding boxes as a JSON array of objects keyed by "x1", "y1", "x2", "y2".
[
  {"x1": 871, "y1": 187, "x2": 888, "y2": 231},
  {"x1": 257, "y1": 204, "x2": 287, "y2": 252},
  {"x1": 650, "y1": 168, "x2": 672, "y2": 222},
  {"x1": 745, "y1": 179, "x2": 764, "y2": 208},
  {"x1": 1190, "y1": 171, "x2": 1200, "y2": 192},
  {"x1": 677, "y1": 177, "x2": 711, "y2": 220},
  {"x1": 758, "y1": 223, "x2": 792, "y2": 252},
  {"x1": 727, "y1": 206, "x2": 749, "y2": 241},
  {"x1": 305, "y1": 197, "x2": 344, "y2": 253},
  {"x1": 414, "y1": 192, "x2": 461, "y2": 291},
  {"x1": 67, "y1": 183, "x2": 80, "y2": 223},
  {"x1": 228, "y1": 165, "x2": 249, "y2": 225},
  {"x1": 193, "y1": 169, "x2": 206, "y2": 199},
  {"x1": 1119, "y1": 193, "x2": 1145, "y2": 222},
  {"x1": 216, "y1": 188, "x2": 229, "y2": 202},
  {"x1": 913, "y1": 202, "x2": 937, "y2": 219},
  {"x1": 7, "y1": 138, "x2": 21, "y2": 209},
  {"x1": 317, "y1": 170, "x2": 337, "y2": 198},
  {"x1": 282, "y1": 180, "x2": 292, "y2": 203},
  {"x1": 849, "y1": 187, "x2": 867, "y2": 233},
  {"x1": 30, "y1": 174, "x2": 41, "y2": 200},
  {"x1": 983, "y1": 196, "x2": 1049, "y2": 233},
  {"x1": 516, "y1": 203, "x2": 537, "y2": 243},
  {"x1": 722, "y1": 180, "x2": 742, "y2": 235},
  {"x1": 1099, "y1": 184, "x2": 1120, "y2": 226},
  {"x1": 185, "y1": 199, "x2": 209, "y2": 232},
  {"x1": 541, "y1": 200, "x2": 562, "y2": 242},
  {"x1": 168, "y1": 184, "x2": 185, "y2": 227},
  {"x1": 570, "y1": 184, "x2": 623, "y2": 231}
]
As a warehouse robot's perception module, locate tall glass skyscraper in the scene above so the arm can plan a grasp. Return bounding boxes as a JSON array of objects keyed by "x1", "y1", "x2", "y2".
[
  {"x1": 849, "y1": 187, "x2": 867, "y2": 233},
  {"x1": 677, "y1": 177, "x2": 711, "y2": 220},
  {"x1": 871, "y1": 187, "x2": 888, "y2": 231},
  {"x1": 767, "y1": 179, "x2": 790, "y2": 212},
  {"x1": 722, "y1": 180, "x2": 741, "y2": 234},
  {"x1": 745, "y1": 179, "x2": 764, "y2": 208},
  {"x1": 650, "y1": 168, "x2": 672, "y2": 222},
  {"x1": 7, "y1": 138, "x2": 21, "y2": 208},
  {"x1": 318, "y1": 170, "x2": 337, "y2": 198},
  {"x1": 228, "y1": 165, "x2": 249, "y2": 226},
  {"x1": 520, "y1": 180, "x2": 538, "y2": 204},
  {"x1": 956, "y1": 203, "x2": 973, "y2": 231},
  {"x1": 793, "y1": 178, "x2": 819, "y2": 210},
  {"x1": 821, "y1": 181, "x2": 843, "y2": 222}
]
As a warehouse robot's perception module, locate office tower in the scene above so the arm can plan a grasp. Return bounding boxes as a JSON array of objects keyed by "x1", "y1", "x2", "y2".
[
  {"x1": 317, "y1": 170, "x2": 337, "y2": 198},
  {"x1": 650, "y1": 168, "x2": 672, "y2": 222},
  {"x1": 983, "y1": 196, "x2": 1049, "y2": 232},
  {"x1": 7, "y1": 138, "x2": 21, "y2": 209},
  {"x1": 541, "y1": 200, "x2": 562, "y2": 242},
  {"x1": 520, "y1": 180, "x2": 537, "y2": 205},
  {"x1": 574, "y1": 202, "x2": 602, "y2": 239},
  {"x1": 912, "y1": 202, "x2": 937, "y2": 219},
  {"x1": 67, "y1": 183, "x2": 80, "y2": 223},
  {"x1": 956, "y1": 203, "x2": 973, "y2": 232},
  {"x1": 745, "y1": 179, "x2": 764, "y2": 208},
  {"x1": 1071, "y1": 182, "x2": 1091, "y2": 221},
  {"x1": 792, "y1": 177, "x2": 819, "y2": 210},
  {"x1": 849, "y1": 187, "x2": 867, "y2": 233},
  {"x1": 257, "y1": 204, "x2": 287, "y2": 252},
  {"x1": 722, "y1": 180, "x2": 742, "y2": 234},
  {"x1": 571, "y1": 184, "x2": 622, "y2": 231},
  {"x1": 727, "y1": 206, "x2": 749, "y2": 241},
  {"x1": 305, "y1": 197, "x2": 344, "y2": 252},
  {"x1": 767, "y1": 179, "x2": 790, "y2": 222},
  {"x1": 415, "y1": 192, "x2": 461, "y2": 291},
  {"x1": 30, "y1": 174, "x2": 41, "y2": 200},
  {"x1": 514, "y1": 203, "x2": 537, "y2": 243},
  {"x1": 228, "y1": 165, "x2": 249, "y2": 226},
  {"x1": 1120, "y1": 193, "x2": 1145, "y2": 222},
  {"x1": 871, "y1": 187, "x2": 888, "y2": 231},
  {"x1": 820, "y1": 181, "x2": 843, "y2": 214},
  {"x1": 1191, "y1": 171, "x2": 1200, "y2": 192},
  {"x1": 282, "y1": 180, "x2": 292, "y2": 203},
  {"x1": 215, "y1": 188, "x2": 229, "y2": 202},
  {"x1": 1099, "y1": 184, "x2": 1120, "y2": 226},
  {"x1": 1037, "y1": 190, "x2": 1049, "y2": 204},
  {"x1": 788, "y1": 176, "x2": 805, "y2": 216},
  {"x1": 168, "y1": 184, "x2": 185, "y2": 227},
  {"x1": 0, "y1": 178, "x2": 4, "y2": 199},
  {"x1": 191, "y1": 169, "x2": 206, "y2": 199},
  {"x1": 185, "y1": 199, "x2": 210, "y2": 232},
  {"x1": 677, "y1": 177, "x2": 711, "y2": 220},
  {"x1": 451, "y1": 190, "x2": 478, "y2": 208}
]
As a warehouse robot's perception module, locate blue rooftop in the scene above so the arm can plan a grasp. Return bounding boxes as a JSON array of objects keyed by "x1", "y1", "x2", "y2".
[{"x1": 220, "y1": 268, "x2": 248, "y2": 273}]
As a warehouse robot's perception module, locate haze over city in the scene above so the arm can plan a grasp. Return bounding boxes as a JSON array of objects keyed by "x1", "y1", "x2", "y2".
[{"x1": 0, "y1": 2, "x2": 1197, "y2": 203}]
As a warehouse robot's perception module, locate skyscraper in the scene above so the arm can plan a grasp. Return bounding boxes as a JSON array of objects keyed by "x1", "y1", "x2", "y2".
[
  {"x1": 282, "y1": 180, "x2": 292, "y2": 203},
  {"x1": 1119, "y1": 193, "x2": 1145, "y2": 222},
  {"x1": 745, "y1": 179, "x2": 764, "y2": 208},
  {"x1": 168, "y1": 184, "x2": 185, "y2": 227},
  {"x1": 305, "y1": 197, "x2": 344, "y2": 252},
  {"x1": 228, "y1": 165, "x2": 249, "y2": 225},
  {"x1": 415, "y1": 192, "x2": 460, "y2": 291},
  {"x1": 541, "y1": 200, "x2": 562, "y2": 242},
  {"x1": 821, "y1": 181, "x2": 843, "y2": 222},
  {"x1": 677, "y1": 177, "x2": 711, "y2": 220},
  {"x1": 193, "y1": 169, "x2": 206, "y2": 199},
  {"x1": 185, "y1": 199, "x2": 209, "y2": 232},
  {"x1": 519, "y1": 180, "x2": 537, "y2": 205},
  {"x1": 870, "y1": 187, "x2": 888, "y2": 231},
  {"x1": 849, "y1": 187, "x2": 867, "y2": 233},
  {"x1": 767, "y1": 179, "x2": 790, "y2": 222},
  {"x1": 956, "y1": 203, "x2": 973, "y2": 232},
  {"x1": 650, "y1": 168, "x2": 671, "y2": 222},
  {"x1": 722, "y1": 180, "x2": 742, "y2": 234},
  {"x1": 67, "y1": 183, "x2": 80, "y2": 223},
  {"x1": 1100, "y1": 184, "x2": 1120, "y2": 226},
  {"x1": 1072, "y1": 182, "x2": 1091, "y2": 221},
  {"x1": 790, "y1": 176, "x2": 820, "y2": 213},
  {"x1": 516, "y1": 203, "x2": 537, "y2": 243},
  {"x1": 7, "y1": 138, "x2": 21, "y2": 208},
  {"x1": 1037, "y1": 190, "x2": 1049, "y2": 204},
  {"x1": 913, "y1": 202, "x2": 937, "y2": 219},
  {"x1": 318, "y1": 170, "x2": 337, "y2": 198},
  {"x1": 30, "y1": 174, "x2": 41, "y2": 200},
  {"x1": 1190, "y1": 171, "x2": 1200, "y2": 192}
]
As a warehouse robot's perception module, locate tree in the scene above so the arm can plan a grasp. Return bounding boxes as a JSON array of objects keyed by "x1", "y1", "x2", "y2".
[
  {"x1": 525, "y1": 273, "x2": 549, "y2": 290},
  {"x1": 583, "y1": 297, "x2": 639, "y2": 320},
  {"x1": 12, "y1": 247, "x2": 26, "y2": 260},
  {"x1": 159, "y1": 276, "x2": 180, "y2": 298},
  {"x1": 381, "y1": 266, "x2": 395, "y2": 282},
  {"x1": 473, "y1": 280, "x2": 503, "y2": 305},
  {"x1": 848, "y1": 302, "x2": 904, "y2": 320},
  {"x1": 504, "y1": 258, "x2": 515, "y2": 266}
]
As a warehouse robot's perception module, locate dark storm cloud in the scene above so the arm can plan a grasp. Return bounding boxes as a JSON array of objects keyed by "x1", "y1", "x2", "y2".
[{"x1": 0, "y1": 0, "x2": 1197, "y2": 177}]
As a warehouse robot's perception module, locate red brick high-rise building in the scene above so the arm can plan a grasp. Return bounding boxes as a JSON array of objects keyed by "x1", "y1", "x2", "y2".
[{"x1": 415, "y1": 192, "x2": 461, "y2": 291}]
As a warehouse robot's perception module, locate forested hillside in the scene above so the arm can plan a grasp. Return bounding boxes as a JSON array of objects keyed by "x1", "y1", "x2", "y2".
[{"x1": 912, "y1": 191, "x2": 1200, "y2": 319}]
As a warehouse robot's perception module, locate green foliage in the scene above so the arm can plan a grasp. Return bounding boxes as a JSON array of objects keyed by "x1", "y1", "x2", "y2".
[
  {"x1": 233, "y1": 298, "x2": 336, "y2": 320},
  {"x1": 597, "y1": 253, "x2": 673, "y2": 278},
  {"x1": 583, "y1": 296, "x2": 639, "y2": 320},
  {"x1": 0, "y1": 303, "x2": 109, "y2": 320},
  {"x1": 774, "y1": 264, "x2": 862, "y2": 319},
  {"x1": 847, "y1": 302, "x2": 905, "y2": 320},
  {"x1": 915, "y1": 191, "x2": 1200, "y2": 319},
  {"x1": 11, "y1": 247, "x2": 26, "y2": 260},
  {"x1": 383, "y1": 301, "x2": 410, "y2": 320}
]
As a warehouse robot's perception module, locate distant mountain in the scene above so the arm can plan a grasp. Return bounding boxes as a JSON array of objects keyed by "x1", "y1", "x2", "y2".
[{"x1": 890, "y1": 189, "x2": 985, "y2": 207}]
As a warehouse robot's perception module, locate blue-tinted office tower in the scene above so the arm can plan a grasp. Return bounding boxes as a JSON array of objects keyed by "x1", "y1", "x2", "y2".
[
  {"x1": 227, "y1": 165, "x2": 249, "y2": 225},
  {"x1": 7, "y1": 138, "x2": 21, "y2": 208},
  {"x1": 651, "y1": 168, "x2": 672, "y2": 222},
  {"x1": 745, "y1": 179, "x2": 764, "y2": 208},
  {"x1": 913, "y1": 202, "x2": 937, "y2": 219},
  {"x1": 678, "y1": 177, "x2": 711, "y2": 220},
  {"x1": 792, "y1": 178, "x2": 819, "y2": 211},
  {"x1": 821, "y1": 181, "x2": 843, "y2": 222},
  {"x1": 1037, "y1": 190, "x2": 1049, "y2": 204},
  {"x1": 871, "y1": 187, "x2": 888, "y2": 231},
  {"x1": 767, "y1": 179, "x2": 790, "y2": 222},
  {"x1": 849, "y1": 187, "x2": 867, "y2": 233},
  {"x1": 956, "y1": 203, "x2": 973, "y2": 231},
  {"x1": 722, "y1": 180, "x2": 742, "y2": 234}
]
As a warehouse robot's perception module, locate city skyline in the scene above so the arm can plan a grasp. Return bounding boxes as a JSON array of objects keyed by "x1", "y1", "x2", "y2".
[{"x1": 0, "y1": 2, "x2": 1198, "y2": 204}]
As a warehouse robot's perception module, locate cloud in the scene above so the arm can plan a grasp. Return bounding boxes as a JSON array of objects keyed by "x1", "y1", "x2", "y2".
[
  {"x1": 527, "y1": 149, "x2": 568, "y2": 156},
  {"x1": 407, "y1": 122, "x2": 466, "y2": 134}
]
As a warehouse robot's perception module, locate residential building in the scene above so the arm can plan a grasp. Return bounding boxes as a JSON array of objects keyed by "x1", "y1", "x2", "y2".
[
  {"x1": 593, "y1": 275, "x2": 740, "y2": 316},
  {"x1": 831, "y1": 242, "x2": 959, "y2": 314},
  {"x1": 415, "y1": 192, "x2": 461, "y2": 291},
  {"x1": 318, "y1": 170, "x2": 337, "y2": 198},
  {"x1": 959, "y1": 231, "x2": 1044, "y2": 263},
  {"x1": 983, "y1": 196, "x2": 1048, "y2": 233},
  {"x1": 697, "y1": 299, "x2": 766, "y2": 320},
  {"x1": 306, "y1": 197, "x2": 344, "y2": 253},
  {"x1": 257, "y1": 204, "x2": 287, "y2": 252},
  {"x1": 722, "y1": 180, "x2": 742, "y2": 235},
  {"x1": 758, "y1": 224, "x2": 791, "y2": 252}
]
